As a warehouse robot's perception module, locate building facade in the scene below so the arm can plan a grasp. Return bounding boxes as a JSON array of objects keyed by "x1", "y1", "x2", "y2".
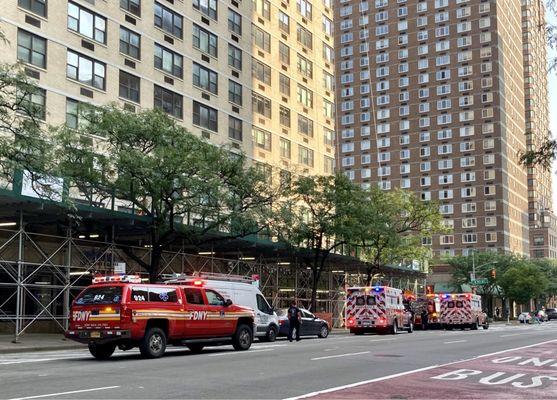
[
  {"x1": 335, "y1": 0, "x2": 551, "y2": 258},
  {"x1": 0, "y1": 0, "x2": 336, "y2": 183},
  {"x1": 521, "y1": 0, "x2": 557, "y2": 258}
]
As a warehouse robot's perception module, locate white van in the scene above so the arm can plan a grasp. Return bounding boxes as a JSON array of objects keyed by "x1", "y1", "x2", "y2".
[{"x1": 164, "y1": 273, "x2": 280, "y2": 342}]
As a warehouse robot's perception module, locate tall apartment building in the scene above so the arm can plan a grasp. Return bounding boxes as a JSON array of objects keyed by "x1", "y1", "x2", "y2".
[
  {"x1": 0, "y1": 0, "x2": 336, "y2": 185},
  {"x1": 334, "y1": 0, "x2": 550, "y2": 257},
  {"x1": 522, "y1": 0, "x2": 557, "y2": 258}
]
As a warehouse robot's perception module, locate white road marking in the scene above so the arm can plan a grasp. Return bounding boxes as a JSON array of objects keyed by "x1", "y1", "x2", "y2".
[
  {"x1": 252, "y1": 344, "x2": 287, "y2": 349},
  {"x1": 443, "y1": 340, "x2": 467, "y2": 344},
  {"x1": 369, "y1": 338, "x2": 396, "y2": 343},
  {"x1": 500, "y1": 333, "x2": 521, "y2": 338},
  {"x1": 311, "y1": 351, "x2": 370, "y2": 361},
  {"x1": 8, "y1": 386, "x2": 120, "y2": 400},
  {"x1": 207, "y1": 348, "x2": 275, "y2": 357},
  {"x1": 286, "y1": 338, "x2": 557, "y2": 400},
  {"x1": 0, "y1": 356, "x2": 85, "y2": 365}
]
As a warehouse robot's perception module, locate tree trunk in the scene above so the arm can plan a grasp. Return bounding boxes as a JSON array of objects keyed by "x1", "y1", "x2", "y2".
[
  {"x1": 149, "y1": 244, "x2": 162, "y2": 282},
  {"x1": 365, "y1": 265, "x2": 379, "y2": 286}
]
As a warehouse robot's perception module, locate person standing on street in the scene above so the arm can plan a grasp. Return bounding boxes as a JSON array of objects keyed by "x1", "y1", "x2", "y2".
[
  {"x1": 287, "y1": 300, "x2": 302, "y2": 342},
  {"x1": 420, "y1": 308, "x2": 429, "y2": 330}
]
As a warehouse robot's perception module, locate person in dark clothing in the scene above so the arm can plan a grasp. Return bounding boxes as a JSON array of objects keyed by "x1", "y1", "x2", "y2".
[
  {"x1": 287, "y1": 300, "x2": 302, "y2": 342},
  {"x1": 420, "y1": 309, "x2": 429, "y2": 330}
]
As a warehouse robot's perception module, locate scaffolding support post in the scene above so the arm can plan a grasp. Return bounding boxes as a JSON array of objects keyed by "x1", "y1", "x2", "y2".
[
  {"x1": 63, "y1": 226, "x2": 72, "y2": 331},
  {"x1": 13, "y1": 211, "x2": 23, "y2": 344}
]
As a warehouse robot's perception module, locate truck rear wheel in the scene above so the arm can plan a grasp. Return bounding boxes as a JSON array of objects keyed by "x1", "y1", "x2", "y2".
[
  {"x1": 139, "y1": 327, "x2": 167, "y2": 358},
  {"x1": 232, "y1": 324, "x2": 252, "y2": 351},
  {"x1": 266, "y1": 327, "x2": 277, "y2": 342},
  {"x1": 88, "y1": 342, "x2": 116, "y2": 360}
]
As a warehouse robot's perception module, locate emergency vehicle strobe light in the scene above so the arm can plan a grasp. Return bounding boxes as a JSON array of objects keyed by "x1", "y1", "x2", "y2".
[{"x1": 92, "y1": 275, "x2": 142, "y2": 284}]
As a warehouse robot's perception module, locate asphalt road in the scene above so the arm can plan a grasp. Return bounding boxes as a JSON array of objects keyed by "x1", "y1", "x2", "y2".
[{"x1": 1, "y1": 322, "x2": 557, "y2": 400}]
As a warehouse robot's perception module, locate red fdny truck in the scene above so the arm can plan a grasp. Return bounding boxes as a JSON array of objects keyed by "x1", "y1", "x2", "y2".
[{"x1": 65, "y1": 275, "x2": 255, "y2": 359}]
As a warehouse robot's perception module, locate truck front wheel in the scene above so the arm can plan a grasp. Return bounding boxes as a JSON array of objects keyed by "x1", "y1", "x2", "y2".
[
  {"x1": 232, "y1": 324, "x2": 253, "y2": 351},
  {"x1": 88, "y1": 342, "x2": 116, "y2": 360},
  {"x1": 139, "y1": 327, "x2": 167, "y2": 358}
]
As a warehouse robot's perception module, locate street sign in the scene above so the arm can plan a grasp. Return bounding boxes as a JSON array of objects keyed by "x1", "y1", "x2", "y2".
[{"x1": 471, "y1": 278, "x2": 488, "y2": 285}]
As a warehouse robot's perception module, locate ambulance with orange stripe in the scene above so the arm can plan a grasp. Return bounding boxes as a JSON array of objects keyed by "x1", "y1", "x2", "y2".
[
  {"x1": 439, "y1": 293, "x2": 489, "y2": 330},
  {"x1": 66, "y1": 275, "x2": 255, "y2": 359},
  {"x1": 345, "y1": 286, "x2": 414, "y2": 334}
]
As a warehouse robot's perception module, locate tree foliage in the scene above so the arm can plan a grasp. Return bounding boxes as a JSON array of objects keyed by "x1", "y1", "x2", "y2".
[
  {"x1": 499, "y1": 264, "x2": 548, "y2": 306},
  {"x1": 354, "y1": 188, "x2": 444, "y2": 284},
  {"x1": 273, "y1": 174, "x2": 361, "y2": 310}
]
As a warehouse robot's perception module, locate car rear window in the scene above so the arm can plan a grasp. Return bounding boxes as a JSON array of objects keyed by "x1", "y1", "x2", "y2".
[{"x1": 75, "y1": 286, "x2": 122, "y2": 305}]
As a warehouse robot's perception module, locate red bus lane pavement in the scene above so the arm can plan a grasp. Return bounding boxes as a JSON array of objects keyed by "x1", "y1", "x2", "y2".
[{"x1": 289, "y1": 339, "x2": 557, "y2": 400}]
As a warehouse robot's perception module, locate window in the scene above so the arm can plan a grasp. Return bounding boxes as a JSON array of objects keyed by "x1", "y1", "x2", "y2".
[
  {"x1": 253, "y1": 128, "x2": 272, "y2": 150},
  {"x1": 155, "y1": 2, "x2": 183, "y2": 38},
  {"x1": 17, "y1": 30, "x2": 46, "y2": 69},
  {"x1": 252, "y1": 93, "x2": 271, "y2": 118},
  {"x1": 194, "y1": 0, "x2": 217, "y2": 20},
  {"x1": 324, "y1": 156, "x2": 334, "y2": 174},
  {"x1": 228, "y1": 80, "x2": 242, "y2": 106},
  {"x1": 297, "y1": 0, "x2": 312, "y2": 18},
  {"x1": 17, "y1": 87, "x2": 46, "y2": 120},
  {"x1": 193, "y1": 101, "x2": 218, "y2": 131},
  {"x1": 120, "y1": 27, "x2": 141, "y2": 60},
  {"x1": 154, "y1": 44, "x2": 183, "y2": 78},
  {"x1": 154, "y1": 85, "x2": 183, "y2": 119},
  {"x1": 462, "y1": 234, "x2": 477, "y2": 244},
  {"x1": 228, "y1": 45, "x2": 242, "y2": 70},
  {"x1": 324, "y1": 129, "x2": 335, "y2": 146},
  {"x1": 120, "y1": 0, "x2": 141, "y2": 17},
  {"x1": 193, "y1": 25, "x2": 218, "y2": 57},
  {"x1": 297, "y1": 85, "x2": 313, "y2": 108},
  {"x1": 119, "y1": 71, "x2": 140, "y2": 103},
  {"x1": 279, "y1": 74, "x2": 290, "y2": 97},
  {"x1": 299, "y1": 146, "x2": 314, "y2": 167},
  {"x1": 297, "y1": 54, "x2": 313, "y2": 79},
  {"x1": 253, "y1": 25, "x2": 271, "y2": 52},
  {"x1": 323, "y1": 43, "x2": 334, "y2": 63},
  {"x1": 253, "y1": 0, "x2": 271, "y2": 19},
  {"x1": 280, "y1": 138, "x2": 291, "y2": 158},
  {"x1": 66, "y1": 98, "x2": 83, "y2": 129},
  {"x1": 279, "y1": 42, "x2": 290, "y2": 65},
  {"x1": 323, "y1": 16, "x2": 333, "y2": 36},
  {"x1": 205, "y1": 289, "x2": 225, "y2": 306},
  {"x1": 193, "y1": 63, "x2": 218, "y2": 94},
  {"x1": 18, "y1": 0, "x2": 47, "y2": 17},
  {"x1": 228, "y1": 8, "x2": 241, "y2": 34},
  {"x1": 66, "y1": 50, "x2": 106, "y2": 90},
  {"x1": 252, "y1": 59, "x2": 272, "y2": 86},
  {"x1": 297, "y1": 24, "x2": 313, "y2": 49},
  {"x1": 279, "y1": 11, "x2": 290, "y2": 33},
  {"x1": 280, "y1": 106, "x2": 291, "y2": 127},
  {"x1": 298, "y1": 115, "x2": 314, "y2": 137},
  {"x1": 68, "y1": 2, "x2": 106, "y2": 44},
  {"x1": 228, "y1": 116, "x2": 242, "y2": 141},
  {"x1": 184, "y1": 288, "x2": 204, "y2": 305}
]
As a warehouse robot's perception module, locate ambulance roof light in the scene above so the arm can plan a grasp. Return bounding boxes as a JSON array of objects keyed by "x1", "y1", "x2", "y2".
[
  {"x1": 373, "y1": 287, "x2": 383, "y2": 292},
  {"x1": 193, "y1": 280, "x2": 204, "y2": 286}
]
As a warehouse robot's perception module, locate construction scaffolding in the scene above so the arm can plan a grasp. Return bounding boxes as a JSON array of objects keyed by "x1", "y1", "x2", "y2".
[{"x1": 0, "y1": 212, "x2": 426, "y2": 341}]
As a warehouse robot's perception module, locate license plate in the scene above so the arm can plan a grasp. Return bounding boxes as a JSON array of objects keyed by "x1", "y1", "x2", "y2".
[
  {"x1": 363, "y1": 321, "x2": 371, "y2": 326},
  {"x1": 90, "y1": 331, "x2": 100, "y2": 338}
]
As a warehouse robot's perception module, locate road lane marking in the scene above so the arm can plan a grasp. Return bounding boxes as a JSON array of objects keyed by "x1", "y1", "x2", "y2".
[
  {"x1": 207, "y1": 348, "x2": 275, "y2": 357},
  {"x1": 252, "y1": 344, "x2": 287, "y2": 349},
  {"x1": 443, "y1": 340, "x2": 467, "y2": 344},
  {"x1": 311, "y1": 351, "x2": 370, "y2": 361},
  {"x1": 369, "y1": 338, "x2": 396, "y2": 343},
  {"x1": 8, "y1": 386, "x2": 120, "y2": 400},
  {"x1": 286, "y1": 338, "x2": 557, "y2": 399},
  {"x1": 0, "y1": 356, "x2": 86, "y2": 365},
  {"x1": 500, "y1": 333, "x2": 521, "y2": 338}
]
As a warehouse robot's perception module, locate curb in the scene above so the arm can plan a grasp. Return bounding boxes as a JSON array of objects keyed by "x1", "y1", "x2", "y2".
[{"x1": 0, "y1": 343, "x2": 86, "y2": 354}]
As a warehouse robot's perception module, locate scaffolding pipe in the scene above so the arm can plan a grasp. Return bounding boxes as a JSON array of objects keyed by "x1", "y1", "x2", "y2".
[{"x1": 13, "y1": 211, "x2": 23, "y2": 343}]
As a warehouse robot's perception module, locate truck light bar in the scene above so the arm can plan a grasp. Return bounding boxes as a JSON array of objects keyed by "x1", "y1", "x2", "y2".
[{"x1": 92, "y1": 275, "x2": 142, "y2": 284}]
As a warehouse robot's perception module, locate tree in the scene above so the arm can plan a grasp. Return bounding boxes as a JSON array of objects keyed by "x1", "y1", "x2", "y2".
[
  {"x1": 531, "y1": 259, "x2": 557, "y2": 306},
  {"x1": 273, "y1": 174, "x2": 361, "y2": 311},
  {"x1": 354, "y1": 188, "x2": 444, "y2": 285},
  {"x1": 27, "y1": 106, "x2": 278, "y2": 280},
  {"x1": 498, "y1": 263, "x2": 548, "y2": 306},
  {"x1": 0, "y1": 63, "x2": 52, "y2": 192}
]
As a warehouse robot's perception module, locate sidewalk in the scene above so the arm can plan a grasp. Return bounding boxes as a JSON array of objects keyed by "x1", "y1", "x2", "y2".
[{"x1": 0, "y1": 334, "x2": 85, "y2": 354}]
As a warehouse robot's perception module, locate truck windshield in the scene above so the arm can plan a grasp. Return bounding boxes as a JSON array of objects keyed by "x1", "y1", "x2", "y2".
[
  {"x1": 366, "y1": 296, "x2": 376, "y2": 306},
  {"x1": 75, "y1": 286, "x2": 123, "y2": 305}
]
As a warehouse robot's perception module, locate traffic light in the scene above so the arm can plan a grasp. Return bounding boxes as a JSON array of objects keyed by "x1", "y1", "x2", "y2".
[
  {"x1": 491, "y1": 268, "x2": 496, "y2": 279},
  {"x1": 426, "y1": 285, "x2": 434, "y2": 294}
]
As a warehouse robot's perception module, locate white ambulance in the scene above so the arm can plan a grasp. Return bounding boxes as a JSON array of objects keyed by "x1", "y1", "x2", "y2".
[
  {"x1": 439, "y1": 293, "x2": 489, "y2": 330},
  {"x1": 345, "y1": 286, "x2": 414, "y2": 334},
  {"x1": 164, "y1": 273, "x2": 280, "y2": 341}
]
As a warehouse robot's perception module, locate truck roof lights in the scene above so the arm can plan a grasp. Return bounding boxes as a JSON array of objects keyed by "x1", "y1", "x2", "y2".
[{"x1": 92, "y1": 275, "x2": 142, "y2": 284}]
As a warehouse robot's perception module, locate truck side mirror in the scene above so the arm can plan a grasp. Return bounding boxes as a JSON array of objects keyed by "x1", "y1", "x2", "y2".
[{"x1": 224, "y1": 299, "x2": 233, "y2": 307}]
